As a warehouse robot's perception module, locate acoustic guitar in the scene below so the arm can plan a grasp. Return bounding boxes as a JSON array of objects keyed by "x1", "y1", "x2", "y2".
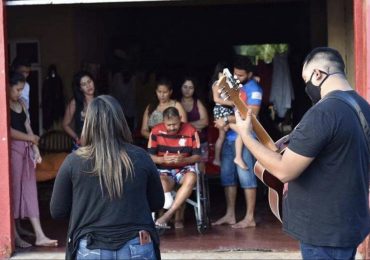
[{"x1": 217, "y1": 69, "x2": 288, "y2": 222}]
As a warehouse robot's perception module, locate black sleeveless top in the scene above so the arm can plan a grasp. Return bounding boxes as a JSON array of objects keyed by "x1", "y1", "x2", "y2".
[
  {"x1": 74, "y1": 102, "x2": 85, "y2": 138},
  {"x1": 11, "y1": 109, "x2": 27, "y2": 134}
]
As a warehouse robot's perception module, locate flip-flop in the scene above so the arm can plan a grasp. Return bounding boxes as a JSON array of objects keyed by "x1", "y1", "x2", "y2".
[
  {"x1": 155, "y1": 222, "x2": 171, "y2": 229},
  {"x1": 35, "y1": 241, "x2": 58, "y2": 247},
  {"x1": 155, "y1": 222, "x2": 171, "y2": 235}
]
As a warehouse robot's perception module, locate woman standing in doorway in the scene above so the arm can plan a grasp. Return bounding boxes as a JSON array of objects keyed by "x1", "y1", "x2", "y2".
[
  {"x1": 9, "y1": 71, "x2": 57, "y2": 248},
  {"x1": 141, "y1": 78, "x2": 187, "y2": 139},
  {"x1": 51, "y1": 95, "x2": 164, "y2": 259},
  {"x1": 63, "y1": 71, "x2": 96, "y2": 150}
]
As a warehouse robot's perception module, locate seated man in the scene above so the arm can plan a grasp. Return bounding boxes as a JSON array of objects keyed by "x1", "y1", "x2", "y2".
[{"x1": 148, "y1": 106, "x2": 201, "y2": 228}]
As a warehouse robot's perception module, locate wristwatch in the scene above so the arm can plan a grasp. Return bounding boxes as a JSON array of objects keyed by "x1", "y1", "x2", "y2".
[{"x1": 223, "y1": 116, "x2": 229, "y2": 125}]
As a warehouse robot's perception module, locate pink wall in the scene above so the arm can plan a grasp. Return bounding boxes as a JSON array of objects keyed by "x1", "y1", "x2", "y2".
[
  {"x1": 0, "y1": 0, "x2": 13, "y2": 258},
  {"x1": 354, "y1": 1, "x2": 370, "y2": 257}
]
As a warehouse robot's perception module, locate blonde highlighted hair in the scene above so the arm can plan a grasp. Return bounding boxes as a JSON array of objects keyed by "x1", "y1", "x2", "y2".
[{"x1": 77, "y1": 95, "x2": 134, "y2": 200}]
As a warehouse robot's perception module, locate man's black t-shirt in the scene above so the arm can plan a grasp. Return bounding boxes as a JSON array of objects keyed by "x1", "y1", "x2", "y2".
[{"x1": 284, "y1": 90, "x2": 370, "y2": 247}]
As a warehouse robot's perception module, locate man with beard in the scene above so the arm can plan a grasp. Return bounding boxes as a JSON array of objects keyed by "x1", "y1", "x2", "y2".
[
  {"x1": 235, "y1": 47, "x2": 370, "y2": 259},
  {"x1": 212, "y1": 55, "x2": 262, "y2": 228},
  {"x1": 148, "y1": 106, "x2": 200, "y2": 229}
]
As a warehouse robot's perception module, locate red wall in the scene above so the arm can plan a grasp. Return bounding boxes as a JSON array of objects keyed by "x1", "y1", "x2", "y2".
[
  {"x1": 354, "y1": 1, "x2": 370, "y2": 258},
  {"x1": 0, "y1": 0, "x2": 13, "y2": 258}
]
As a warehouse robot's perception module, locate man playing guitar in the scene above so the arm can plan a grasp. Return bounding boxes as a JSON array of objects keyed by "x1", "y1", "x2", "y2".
[{"x1": 234, "y1": 47, "x2": 370, "y2": 260}]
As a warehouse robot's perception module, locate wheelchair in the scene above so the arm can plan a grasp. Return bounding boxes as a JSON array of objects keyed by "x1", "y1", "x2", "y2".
[
  {"x1": 155, "y1": 163, "x2": 211, "y2": 235},
  {"x1": 184, "y1": 163, "x2": 211, "y2": 234}
]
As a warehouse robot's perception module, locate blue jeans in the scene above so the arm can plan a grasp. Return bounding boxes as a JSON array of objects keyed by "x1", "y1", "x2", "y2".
[
  {"x1": 77, "y1": 237, "x2": 156, "y2": 260},
  {"x1": 300, "y1": 242, "x2": 356, "y2": 260},
  {"x1": 220, "y1": 140, "x2": 257, "y2": 188}
]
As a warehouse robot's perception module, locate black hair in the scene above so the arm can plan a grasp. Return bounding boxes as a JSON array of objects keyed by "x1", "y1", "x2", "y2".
[
  {"x1": 210, "y1": 61, "x2": 229, "y2": 87},
  {"x1": 11, "y1": 57, "x2": 31, "y2": 71},
  {"x1": 303, "y1": 47, "x2": 345, "y2": 74},
  {"x1": 72, "y1": 70, "x2": 96, "y2": 120},
  {"x1": 163, "y1": 106, "x2": 180, "y2": 119},
  {"x1": 233, "y1": 55, "x2": 255, "y2": 73},
  {"x1": 181, "y1": 76, "x2": 199, "y2": 99},
  {"x1": 147, "y1": 77, "x2": 173, "y2": 115},
  {"x1": 9, "y1": 71, "x2": 26, "y2": 87}
]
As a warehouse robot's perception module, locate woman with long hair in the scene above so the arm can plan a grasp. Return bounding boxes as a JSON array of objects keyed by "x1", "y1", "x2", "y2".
[
  {"x1": 180, "y1": 76, "x2": 209, "y2": 171},
  {"x1": 63, "y1": 70, "x2": 96, "y2": 149},
  {"x1": 141, "y1": 78, "x2": 187, "y2": 139},
  {"x1": 9, "y1": 71, "x2": 57, "y2": 248},
  {"x1": 51, "y1": 95, "x2": 164, "y2": 259}
]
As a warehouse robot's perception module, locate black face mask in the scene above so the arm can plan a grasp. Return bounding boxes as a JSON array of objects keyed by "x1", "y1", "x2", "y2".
[{"x1": 305, "y1": 70, "x2": 329, "y2": 104}]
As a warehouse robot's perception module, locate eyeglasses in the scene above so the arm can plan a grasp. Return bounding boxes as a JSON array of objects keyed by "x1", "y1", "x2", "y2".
[{"x1": 182, "y1": 85, "x2": 194, "y2": 88}]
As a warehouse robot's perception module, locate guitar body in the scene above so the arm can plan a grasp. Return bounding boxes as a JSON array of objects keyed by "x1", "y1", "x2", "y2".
[{"x1": 253, "y1": 135, "x2": 289, "y2": 223}]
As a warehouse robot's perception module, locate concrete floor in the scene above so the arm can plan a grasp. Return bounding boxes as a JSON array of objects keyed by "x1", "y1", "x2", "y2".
[{"x1": 9, "y1": 178, "x2": 363, "y2": 259}]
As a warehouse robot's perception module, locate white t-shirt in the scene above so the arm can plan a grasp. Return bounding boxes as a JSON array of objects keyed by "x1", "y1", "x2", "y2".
[{"x1": 21, "y1": 81, "x2": 30, "y2": 110}]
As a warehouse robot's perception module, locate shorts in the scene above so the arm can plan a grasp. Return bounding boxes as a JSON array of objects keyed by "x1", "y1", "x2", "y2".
[
  {"x1": 220, "y1": 140, "x2": 257, "y2": 188},
  {"x1": 158, "y1": 165, "x2": 196, "y2": 184},
  {"x1": 213, "y1": 104, "x2": 234, "y2": 119}
]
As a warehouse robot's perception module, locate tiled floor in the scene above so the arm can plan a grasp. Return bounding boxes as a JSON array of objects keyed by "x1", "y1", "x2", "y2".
[{"x1": 14, "y1": 178, "x2": 298, "y2": 255}]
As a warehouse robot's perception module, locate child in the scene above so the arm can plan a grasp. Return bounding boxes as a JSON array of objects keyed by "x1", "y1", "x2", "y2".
[{"x1": 211, "y1": 63, "x2": 248, "y2": 170}]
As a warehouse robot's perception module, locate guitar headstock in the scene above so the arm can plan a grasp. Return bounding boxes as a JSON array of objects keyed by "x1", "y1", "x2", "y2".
[
  {"x1": 216, "y1": 68, "x2": 242, "y2": 104},
  {"x1": 216, "y1": 68, "x2": 248, "y2": 120}
]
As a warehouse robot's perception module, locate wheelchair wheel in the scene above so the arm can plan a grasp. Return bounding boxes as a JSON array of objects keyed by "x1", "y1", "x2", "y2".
[{"x1": 196, "y1": 173, "x2": 210, "y2": 234}]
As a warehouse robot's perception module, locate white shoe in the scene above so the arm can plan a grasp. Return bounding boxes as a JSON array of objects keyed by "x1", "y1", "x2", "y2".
[{"x1": 163, "y1": 192, "x2": 174, "y2": 209}]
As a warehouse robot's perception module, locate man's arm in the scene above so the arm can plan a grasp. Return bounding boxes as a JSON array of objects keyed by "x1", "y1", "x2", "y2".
[
  {"x1": 235, "y1": 110, "x2": 313, "y2": 183},
  {"x1": 149, "y1": 154, "x2": 164, "y2": 165},
  {"x1": 178, "y1": 154, "x2": 201, "y2": 165}
]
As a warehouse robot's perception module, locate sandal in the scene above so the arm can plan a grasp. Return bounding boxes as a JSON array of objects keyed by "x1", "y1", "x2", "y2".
[{"x1": 155, "y1": 222, "x2": 171, "y2": 235}]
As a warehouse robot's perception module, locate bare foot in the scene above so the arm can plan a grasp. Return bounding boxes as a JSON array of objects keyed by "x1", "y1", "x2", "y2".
[
  {"x1": 231, "y1": 219, "x2": 256, "y2": 229},
  {"x1": 234, "y1": 157, "x2": 248, "y2": 170},
  {"x1": 212, "y1": 159, "x2": 221, "y2": 166},
  {"x1": 15, "y1": 237, "x2": 32, "y2": 248},
  {"x1": 156, "y1": 215, "x2": 170, "y2": 226},
  {"x1": 35, "y1": 237, "x2": 58, "y2": 247},
  {"x1": 211, "y1": 215, "x2": 236, "y2": 226}
]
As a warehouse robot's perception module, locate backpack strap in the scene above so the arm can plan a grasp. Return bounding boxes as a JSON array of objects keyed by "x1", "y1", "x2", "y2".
[{"x1": 324, "y1": 91, "x2": 370, "y2": 156}]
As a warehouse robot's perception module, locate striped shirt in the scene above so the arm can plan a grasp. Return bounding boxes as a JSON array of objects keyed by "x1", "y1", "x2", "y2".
[{"x1": 148, "y1": 122, "x2": 201, "y2": 169}]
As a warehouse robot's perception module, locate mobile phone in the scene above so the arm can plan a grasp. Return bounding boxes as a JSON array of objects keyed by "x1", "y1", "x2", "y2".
[{"x1": 139, "y1": 230, "x2": 151, "y2": 245}]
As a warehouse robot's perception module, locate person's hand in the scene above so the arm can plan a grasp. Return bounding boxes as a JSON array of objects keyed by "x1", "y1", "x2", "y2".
[
  {"x1": 28, "y1": 134, "x2": 40, "y2": 145},
  {"x1": 163, "y1": 151, "x2": 174, "y2": 164},
  {"x1": 214, "y1": 118, "x2": 226, "y2": 130},
  {"x1": 235, "y1": 109, "x2": 253, "y2": 136},
  {"x1": 34, "y1": 152, "x2": 42, "y2": 164},
  {"x1": 74, "y1": 136, "x2": 81, "y2": 145},
  {"x1": 172, "y1": 151, "x2": 184, "y2": 164},
  {"x1": 32, "y1": 145, "x2": 42, "y2": 164}
]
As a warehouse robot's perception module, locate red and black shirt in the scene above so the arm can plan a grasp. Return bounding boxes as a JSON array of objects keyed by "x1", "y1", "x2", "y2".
[{"x1": 148, "y1": 122, "x2": 201, "y2": 169}]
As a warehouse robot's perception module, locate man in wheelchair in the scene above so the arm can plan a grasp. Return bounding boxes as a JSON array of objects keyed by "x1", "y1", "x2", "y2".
[{"x1": 148, "y1": 107, "x2": 201, "y2": 229}]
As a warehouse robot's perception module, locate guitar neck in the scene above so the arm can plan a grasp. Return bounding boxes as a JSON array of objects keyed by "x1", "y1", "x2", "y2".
[{"x1": 234, "y1": 98, "x2": 278, "y2": 152}]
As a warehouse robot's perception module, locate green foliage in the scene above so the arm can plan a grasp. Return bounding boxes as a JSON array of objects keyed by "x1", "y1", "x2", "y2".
[{"x1": 234, "y1": 44, "x2": 289, "y2": 64}]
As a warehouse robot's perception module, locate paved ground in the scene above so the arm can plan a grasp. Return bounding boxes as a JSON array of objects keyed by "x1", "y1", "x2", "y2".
[
  {"x1": 10, "y1": 250, "x2": 365, "y2": 259},
  {"x1": 10, "y1": 250, "x2": 303, "y2": 259}
]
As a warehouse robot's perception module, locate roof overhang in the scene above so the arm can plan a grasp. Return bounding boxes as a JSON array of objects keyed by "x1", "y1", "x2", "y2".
[{"x1": 6, "y1": 0, "x2": 180, "y2": 6}]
